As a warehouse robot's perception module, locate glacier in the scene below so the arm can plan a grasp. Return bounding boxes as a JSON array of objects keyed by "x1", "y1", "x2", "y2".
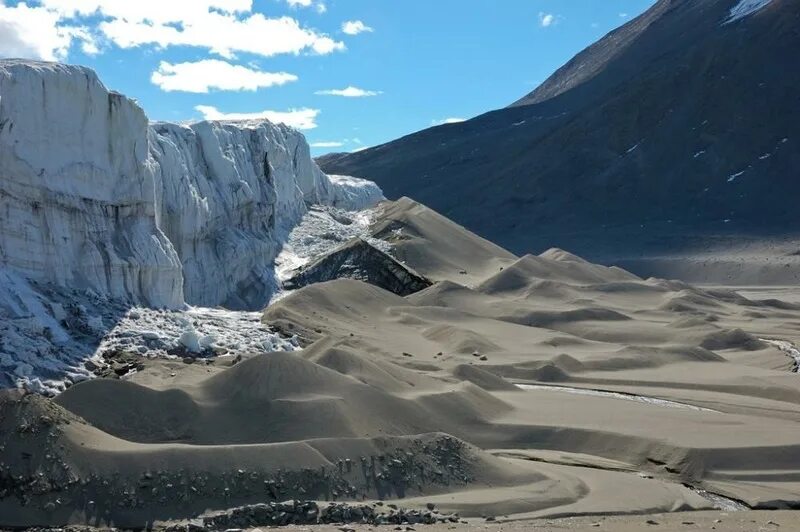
[{"x1": 0, "y1": 59, "x2": 384, "y2": 393}]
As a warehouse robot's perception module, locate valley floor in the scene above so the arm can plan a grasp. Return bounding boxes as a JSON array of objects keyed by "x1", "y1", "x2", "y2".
[
  {"x1": 298, "y1": 510, "x2": 800, "y2": 531},
  {"x1": 2, "y1": 199, "x2": 800, "y2": 529}
]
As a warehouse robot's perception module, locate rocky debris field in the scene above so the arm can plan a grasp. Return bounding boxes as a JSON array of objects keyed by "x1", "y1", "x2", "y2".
[
  {"x1": 0, "y1": 392, "x2": 475, "y2": 527},
  {"x1": 194, "y1": 499, "x2": 463, "y2": 530}
]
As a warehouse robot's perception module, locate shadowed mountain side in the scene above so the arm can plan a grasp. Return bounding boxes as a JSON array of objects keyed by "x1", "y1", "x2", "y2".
[{"x1": 319, "y1": 0, "x2": 800, "y2": 283}]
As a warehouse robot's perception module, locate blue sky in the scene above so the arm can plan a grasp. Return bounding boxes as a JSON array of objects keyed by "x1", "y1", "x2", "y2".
[{"x1": 0, "y1": 0, "x2": 656, "y2": 155}]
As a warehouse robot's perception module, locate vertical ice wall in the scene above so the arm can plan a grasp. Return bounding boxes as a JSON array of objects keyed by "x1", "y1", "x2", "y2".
[
  {"x1": 0, "y1": 60, "x2": 184, "y2": 308},
  {"x1": 0, "y1": 59, "x2": 384, "y2": 311}
]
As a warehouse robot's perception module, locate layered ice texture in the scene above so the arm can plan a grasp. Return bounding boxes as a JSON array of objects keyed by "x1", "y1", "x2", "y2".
[{"x1": 0, "y1": 59, "x2": 384, "y2": 391}]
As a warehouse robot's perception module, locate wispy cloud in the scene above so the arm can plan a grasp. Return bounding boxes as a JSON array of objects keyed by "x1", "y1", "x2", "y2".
[
  {"x1": 151, "y1": 59, "x2": 297, "y2": 92},
  {"x1": 310, "y1": 141, "x2": 344, "y2": 148},
  {"x1": 195, "y1": 105, "x2": 319, "y2": 129},
  {"x1": 286, "y1": 0, "x2": 326, "y2": 14},
  {"x1": 315, "y1": 86, "x2": 382, "y2": 97},
  {"x1": 432, "y1": 117, "x2": 466, "y2": 126},
  {"x1": 341, "y1": 20, "x2": 373, "y2": 35}
]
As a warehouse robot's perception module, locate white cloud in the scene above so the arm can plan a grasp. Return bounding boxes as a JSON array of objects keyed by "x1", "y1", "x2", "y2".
[
  {"x1": 351, "y1": 146, "x2": 369, "y2": 152},
  {"x1": 0, "y1": 2, "x2": 93, "y2": 61},
  {"x1": 341, "y1": 20, "x2": 373, "y2": 35},
  {"x1": 315, "y1": 86, "x2": 381, "y2": 97},
  {"x1": 99, "y1": 13, "x2": 344, "y2": 58},
  {"x1": 151, "y1": 59, "x2": 297, "y2": 92},
  {"x1": 432, "y1": 117, "x2": 466, "y2": 126},
  {"x1": 619, "y1": 12, "x2": 629, "y2": 18},
  {"x1": 39, "y1": 0, "x2": 253, "y2": 21},
  {"x1": 195, "y1": 105, "x2": 319, "y2": 130},
  {"x1": 20, "y1": 1, "x2": 344, "y2": 60},
  {"x1": 310, "y1": 141, "x2": 344, "y2": 148},
  {"x1": 539, "y1": 12, "x2": 556, "y2": 27}
]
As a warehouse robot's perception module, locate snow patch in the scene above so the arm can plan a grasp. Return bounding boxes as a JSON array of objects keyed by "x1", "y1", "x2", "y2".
[
  {"x1": 727, "y1": 170, "x2": 746, "y2": 182},
  {"x1": 724, "y1": 0, "x2": 775, "y2": 24}
]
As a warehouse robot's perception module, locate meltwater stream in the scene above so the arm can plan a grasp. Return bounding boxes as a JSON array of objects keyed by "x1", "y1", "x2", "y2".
[{"x1": 516, "y1": 384, "x2": 717, "y2": 412}]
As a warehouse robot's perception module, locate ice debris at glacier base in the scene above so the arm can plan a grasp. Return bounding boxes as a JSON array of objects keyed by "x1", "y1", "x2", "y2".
[{"x1": 0, "y1": 268, "x2": 301, "y2": 395}]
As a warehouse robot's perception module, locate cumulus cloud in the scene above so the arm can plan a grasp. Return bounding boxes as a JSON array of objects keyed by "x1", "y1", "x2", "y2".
[
  {"x1": 0, "y1": 2, "x2": 94, "y2": 61},
  {"x1": 431, "y1": 117, "x2": 466, "y2": 126},
  {"x1": 99, "y1": 13, "x2": 344, "y2": 58},
  {"x1": 195, "y1": 104, "x2": 319, "y2": 130},
  {"x1": 315, "y1": 86, "x2": 381, "y2": 97},
  {"x1": 539, "y1": 12, "x2": 556, "y2": 27},
  {"x1": 151, "y1": 59, "x2": 297, "y2": 92},
  {"x1": 2, "y1": 0, "x2": 344, "y2": 61},
  {"x1": 341, "y1": 20, "x2": 373, "y2": 35}
]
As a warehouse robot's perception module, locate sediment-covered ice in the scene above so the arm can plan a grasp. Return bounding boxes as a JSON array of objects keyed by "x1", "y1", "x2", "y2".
[
  {"x1": 273, "y1": 205, "x2": 392, "y2": 287},
  {"x1": 0, "y1": 59, "x2": 384, "y2": 391}
]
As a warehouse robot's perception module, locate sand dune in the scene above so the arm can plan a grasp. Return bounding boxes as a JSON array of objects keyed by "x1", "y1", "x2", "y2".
[{"x1": 3, "y1": 198, "x2": 800, "y2": 528}]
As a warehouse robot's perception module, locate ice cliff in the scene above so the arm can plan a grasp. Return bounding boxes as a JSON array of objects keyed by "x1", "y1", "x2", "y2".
[
  {"x1": 0, "y1": 59, "x2": 382, "y2": 310},
  {"x1": 0, "y1": 59, "x2": 383, "y2": 392}
]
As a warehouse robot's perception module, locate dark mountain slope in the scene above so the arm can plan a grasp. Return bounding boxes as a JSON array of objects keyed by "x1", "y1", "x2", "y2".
[{"x1": 319, "y1": 0, "x2": 800, "y2": 283}]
